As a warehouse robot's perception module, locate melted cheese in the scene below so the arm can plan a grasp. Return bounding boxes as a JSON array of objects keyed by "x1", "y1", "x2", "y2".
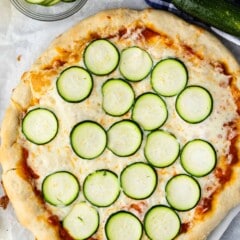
[{"x1": 19, "y1": 30, "x2": 238, "y2": 239}]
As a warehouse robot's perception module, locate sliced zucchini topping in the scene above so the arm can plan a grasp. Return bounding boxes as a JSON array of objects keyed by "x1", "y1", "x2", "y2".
[
  {"x1": 22, "y1": 108, "x2": 58, "y2": 145},
  {"x1": 83, "y1": 170, "x2": 120, "y2": 207},
  {"x1": 84, "y1": 39, "x2": 119, "y2": 76},
  {"x1": 119, "y1": 47, "x2": 153, "y2": 81},
  {"x1": 120, "y1": 162, "x2": 157, "y2": 200},
  {"x1": 181, "y1": 139, "x2": 217, "y2": 177},
  {"x1": 176, "y1": 85, "x2": 213, "y2": 123},
  {"x1": 42, "y1": 171, "x2": 80, "y2": 207},
  {"x1": 70, "y1": 121, "x2": 107, "y2": 159},
  {"x1": 165, "y1": 174, "x2": 201, "y2": 211},
  {"x1": 56, "y1": 66, "x2": 93, "y2": 103},
  {"x1": 102, "y1": 79, "x2": 135, "y2": 116},
  {"x1": 105, "y1": 211, "x2": 143, "y2": 240},
  {"x1": 144, "y1": 205, "x2": 181, "y2": 240},
  {"x1": 63, "y1": 202, "x2": 99, "y2": 240},
  {"x1": 151, "y1": 58, "x2": 188, "y2": 97},
  {"x1": 132, "y1": 93, "x2": 168, "y2": 131},
  {"x1": 107, "y1": 120, "x2": 142, "y2": 157},
  {"x1": 144, "y1": 130, "x2": 180, "y2": 168}
]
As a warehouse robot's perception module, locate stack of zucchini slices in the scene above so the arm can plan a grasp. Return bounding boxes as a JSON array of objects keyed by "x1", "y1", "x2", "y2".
[
  {"x1": 22, "y1": 38, "x2": 217, "y2": 240},
  {"x1": 25, "y1": 0, "x2": 76, "y2": 7}
]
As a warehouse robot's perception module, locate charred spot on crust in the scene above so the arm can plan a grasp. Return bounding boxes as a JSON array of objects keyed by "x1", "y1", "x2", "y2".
[
  {"x1": 141, "y1": 28, "x2": 159, "y2": 40},
  {"x1": 215, "y1": 167, "x2": 232, "y2": 185},
  {"x1": 59, "y1": 225, "x2": 74, "y2": 240},
  {"x1": 48, "y1": 215, "x2": 60, "y2": 226},
  {"x1": 195, "y1": 192, "x2": 215, "y2": 214},
  {"x1": 180, "y1": 222, "x2": 190, "y2": 234},
  {"x1": 228, "y1": 136, "x2": 239, "y2": 165},
  {"x1": 48, "y1": 215, "x2": 74, "y2": 240},
  {"x1": 19, "y1": 148, "x2": 40, "y2": 181},
  {"x1": 181, "y1": 44, "x2": 204, "y2": 60},
  {"x1": 0, "y1": 195, "x2": 9, "y2": 209},
  {"x1": 210, "y1": 61, "x2": 232, "y2": 76}
]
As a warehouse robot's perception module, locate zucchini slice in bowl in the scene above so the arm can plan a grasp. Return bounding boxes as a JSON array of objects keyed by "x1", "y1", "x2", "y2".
[
  {"x1": 25, "y1": 0, "x2": 47, "y2": 3},
  {"x1": 41, "y1": 0, "x2": 61, "y2": 6}
]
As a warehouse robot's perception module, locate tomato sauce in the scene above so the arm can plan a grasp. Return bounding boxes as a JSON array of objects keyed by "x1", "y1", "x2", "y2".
[
  {"x1": 180, "y1": 222, "x2": 190, "y2": 233},
  {"x1": 18, "y1": 148, "x2": 39, "y2": 181}
]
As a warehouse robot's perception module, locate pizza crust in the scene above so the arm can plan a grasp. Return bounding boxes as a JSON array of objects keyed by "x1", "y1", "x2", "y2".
[{"x1": 0, "y1": 9, "x2": 240, "y2": 240}]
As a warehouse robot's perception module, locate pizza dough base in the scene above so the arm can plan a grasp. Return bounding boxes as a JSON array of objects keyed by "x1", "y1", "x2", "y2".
[{"x1": 0, "y1": 9, "x2": 240, "y2": 240}]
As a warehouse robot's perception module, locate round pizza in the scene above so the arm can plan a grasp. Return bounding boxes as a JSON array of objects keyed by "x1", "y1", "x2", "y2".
[{"x1": 0, "y1": 8, "x2": 240, "y2": 240}]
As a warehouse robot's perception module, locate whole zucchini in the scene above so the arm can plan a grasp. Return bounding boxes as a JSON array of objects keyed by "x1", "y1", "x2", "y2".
[{"x1": 172, "y1": 0, "x2": 240, "y2": 37}]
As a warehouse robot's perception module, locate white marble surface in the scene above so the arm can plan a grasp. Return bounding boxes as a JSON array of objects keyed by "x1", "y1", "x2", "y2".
[{"x1": 0, "y1": 0, "x2": 240, "y2": 239}]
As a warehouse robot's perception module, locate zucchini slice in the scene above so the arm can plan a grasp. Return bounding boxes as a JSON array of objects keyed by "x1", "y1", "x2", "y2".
[
  {"x1": 70, "y1": 121, "x2": 107, "y2": 159},
  {"x1": 63, "y1": 202, "x2": 99, "y2": 240},
  {"x1": 119, "y1": 47, "x2": 153, "y2": 81},
  {"x1": 144, "y1": 130, "x2": 180, "y2": 168},
  {"x1": 151, "y1": 58, "x2": 188, "y2": 97},
  {"x1": 165, "y1": 174, "x2": 201, "y2": 211},
  {"x1": 43, "y1": 0, "x2": 60, "y2": 6},
  {"x1": 181, "y1": 139, "x2": 217, "y2": 177},
  {"x1": 83, "y1": 170, "x2": 120, "y2": 207},
  {"x1": 56, "y1": 66, "x2": 93, "y2": 103},
  {"x1": 42, "y1": 171, "x2": 80, "y2": 206},
  {"x1": 107, "y1": 120, "x2": 142, "y2": 157},
  {"x1": 120, "y1": 162, "x2": 157, "y2": 200},
  {"x1": 105, "y1": 211, "x2": 143, "y2": 240},
  {"x1": 102, "y1": 79, "x2": 135, "y2": 116},
  {"x1": 22, "y1": 108, "x2": 58, "y2": 145},
  {"x1": 144, "y1": 205, "x2": 181, "y2": 240},
  {"x1": 84, "y1": 39, "x2": 119, "y2": 76},
  {"x1": 176, "y1": 85, "x2": 213, "y2": 123},
  {"x1": 132, "y1": 93, "x2": 168, "y2": 131},
  {"x1": 25, "y1": 0, "x2": 46, "y2": 4}
]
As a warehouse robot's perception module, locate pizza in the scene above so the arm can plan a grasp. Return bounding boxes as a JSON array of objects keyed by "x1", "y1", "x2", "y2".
[{"x1": 0, "y1": 8, "x2": 240, "y2": 240}]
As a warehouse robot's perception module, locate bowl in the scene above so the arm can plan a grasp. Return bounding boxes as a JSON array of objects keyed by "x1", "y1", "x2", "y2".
[{"x1": 10, "y1": 0, "x2": 88, "y2": 21}]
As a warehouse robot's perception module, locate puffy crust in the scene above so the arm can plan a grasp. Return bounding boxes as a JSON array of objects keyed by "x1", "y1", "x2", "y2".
[
  {"x1": 0, "y1": 104, "x2": 61, "y2": 240},
  {"x1": 178, "y1": 163, "x2": 240, "y2": 240},
  {"x1": 0, "y1": 8, "x2": 240, "y2": 240}
]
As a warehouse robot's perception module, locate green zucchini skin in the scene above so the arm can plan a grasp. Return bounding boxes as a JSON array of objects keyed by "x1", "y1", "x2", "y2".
[{"x1": 172, "y1": 0, "x2": 240, "y2": 37}]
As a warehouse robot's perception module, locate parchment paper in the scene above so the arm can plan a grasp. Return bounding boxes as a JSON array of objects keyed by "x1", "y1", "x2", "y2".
[{"x1": 0, "y1": 0, "x2": 240, "y2": 239}]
